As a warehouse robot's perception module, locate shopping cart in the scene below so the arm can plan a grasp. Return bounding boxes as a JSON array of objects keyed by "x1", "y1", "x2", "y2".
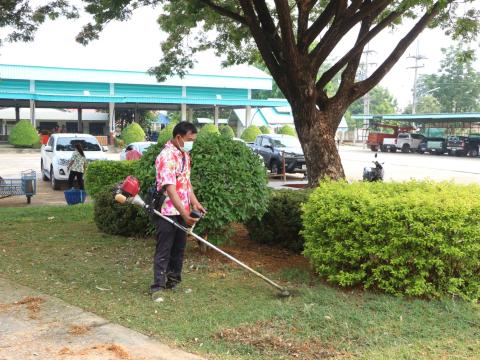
[{"x1": 0, "y1": 170, "x2": 37, "y2": 204}]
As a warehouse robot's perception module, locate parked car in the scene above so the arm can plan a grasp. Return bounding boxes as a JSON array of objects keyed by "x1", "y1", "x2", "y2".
[
  {"x1": 120, "y1": 141, "x2": 155, "y2": 160},
  {"x1": 417, "y1": 137, "x2": 446, "y2": 155},
  {"x1": 447, "y1": 135, "x2": 480, "y2": 157},
  {"x1": 381, "y1": 138, "x2": 397, "y2": 152},
  {"x1": 248, "y1": 134, "x2": 305, "y2": 174},
  {"x1": 396, "y1": 133, "x2": 425, "y2": 153},
  {"x1": 41, "y1": 133, "x2": 108, "y2": 190}
]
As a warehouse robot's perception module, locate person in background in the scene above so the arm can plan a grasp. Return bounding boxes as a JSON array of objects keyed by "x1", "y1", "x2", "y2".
[
  {"x1": 60, "y1": 124, "x2": 66, "y2": 133},
  {"x1": 67, "y1": 143, "x2": 87, "y2": 189},
  {"x1": 125, "y1": 145, "x2": 142, "y2": 160}
]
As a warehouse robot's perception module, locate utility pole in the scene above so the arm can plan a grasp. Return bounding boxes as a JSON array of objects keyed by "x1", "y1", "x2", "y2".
[
  {"x1": 362, "y1": 43, "x2": 377, "y2": 116},
  {"x1": 407, "y1": 40, "x2": 427, "y2": 114},
  {"x1": 359, "y1": 43, "x2": 376, "y2": 145}
]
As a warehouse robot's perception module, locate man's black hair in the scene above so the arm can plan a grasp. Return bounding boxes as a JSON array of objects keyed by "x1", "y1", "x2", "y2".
[{"x1": 172, "y1": 121, "x2": 197, "y2": 137}]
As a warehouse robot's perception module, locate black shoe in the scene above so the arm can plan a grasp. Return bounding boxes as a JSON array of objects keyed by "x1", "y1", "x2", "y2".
[
  {"x1": 151, "y1": 288, "x2": 166, "y2": 301},
  {"x1": 165, "y1": 279, "x2": 180, "y2": 290}
]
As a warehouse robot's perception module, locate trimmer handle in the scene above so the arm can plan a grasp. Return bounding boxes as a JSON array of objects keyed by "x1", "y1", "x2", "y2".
[{"x1": 190, "y1": 210, "x2": 203, "y2": 219}]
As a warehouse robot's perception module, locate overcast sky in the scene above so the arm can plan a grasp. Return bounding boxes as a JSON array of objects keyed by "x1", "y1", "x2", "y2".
[{"x1": 0, "y1": 3, "x2": 477, "y2": 110}]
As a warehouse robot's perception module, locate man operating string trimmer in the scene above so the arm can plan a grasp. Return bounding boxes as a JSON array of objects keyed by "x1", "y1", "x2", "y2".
[{"x1": 150, "y1": 121, "x2": 206, "y2": 301}]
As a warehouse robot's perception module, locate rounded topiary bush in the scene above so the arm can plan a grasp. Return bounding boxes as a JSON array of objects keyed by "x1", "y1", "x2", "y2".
[
  {"x1": 197, "y1": 124, "x2": 220, "y2": 141},
  {"x1": 240, "y1": 125, "x2": 262, "y2": 142},
  {"x1": 94, "y1": 185, "x2": 152, "y2": 236},
  {"x1": 191, "y1": 136, "x2": 269, "y2": 243},
  {"x1": 259, "y1": 125, "x2": 271, "y2": 134},
  {"x1": 302, "y1": 180, "x2": 480, "y2": 300},
  {"x1": 85, "y1": 160, "x2": 138, "y2": 199},
  {"x1": 9, "y1": 120, "x2": 40, "y2": 148},
  {"x1": 220, "y1": 125, "x2": 235, "y2": 138},
  {"x1": 121, "y1": 122, "x2": 145, "y2": 145},
  {"x1": 278, "y1": 125, "x2": 296, "y2": 136},
  {"x1": 247, "y1": 189, "x2": 311, "y2": 253},
  {"x1": 157, "y1": 122, "x2": 177, "y2": 146}
]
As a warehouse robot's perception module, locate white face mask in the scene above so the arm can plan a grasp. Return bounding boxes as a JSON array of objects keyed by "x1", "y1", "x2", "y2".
[{"x1": 182, "y1": 141, "x2": 194, "y2": 153}]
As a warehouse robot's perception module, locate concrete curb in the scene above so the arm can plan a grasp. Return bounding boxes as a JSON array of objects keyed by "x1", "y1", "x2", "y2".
[{"x1": 0, "y1": 277, "x2": 204, "y2": 360}]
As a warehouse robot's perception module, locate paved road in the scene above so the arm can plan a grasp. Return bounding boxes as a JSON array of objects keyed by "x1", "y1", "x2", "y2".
[{"x1": 341, "y1": 146, "x2": 480, "y2": 183}]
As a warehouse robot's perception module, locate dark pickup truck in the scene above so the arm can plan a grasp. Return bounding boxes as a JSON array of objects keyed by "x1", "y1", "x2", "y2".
[
  {"x1": 447, "y1": 136, "x2": 480, "y2": 157},
  {"x1": 248, "y1": 134, "x2": 306, "y2": 174},
  {"x1": 418, "y1": 137, "x2": 447, "y2": 155}
]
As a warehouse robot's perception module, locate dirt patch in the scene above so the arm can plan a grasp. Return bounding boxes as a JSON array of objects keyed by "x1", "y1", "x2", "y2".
[
  {"x1": 202, "y1": 223, "x2": 310, "y2": 274},
  {"x1": 15, "y1": 296, "x2": 45, "y2": 319},
  {"x1": 0, "y1": 296, "x2": 45, "y2": 318},
  {"x1": 58, "y1": 343, "x2": 132, "y2": 359},
  {"x1": 215, "y1": 320, "x2": 341, "y2": 359},
  {"x1": 68, "y1": 325, "x2": 91, "y2": 336}
]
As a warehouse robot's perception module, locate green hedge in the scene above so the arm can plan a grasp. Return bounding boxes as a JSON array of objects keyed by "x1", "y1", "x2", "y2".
[
  {"x1": 247, "y1": 189, "x2": 311, "y2": 253},
  {"x1": 190, "y1": 135, "x2": 269, "y2": 242},
  {"x1": 277, "y1": 125, "x2": 296, "y2": 136},
  {"x1": 85, "y1": 160, "x2": 138, "y2": 199},
  {"x1": 259, "y1": 125, "x2": 271, "y2": 134},
  {"x1": 302, "y1": 180, "x2": 480, "y2": 300},
  {"x1": 197, "y1": 124, "x2": 220, "y2": 141},
  {"x1": 94, "y1": 185, "x2": 152, "y2": 236},
  {"x1": 240, "y1": 125, "x2": 261, "y2": 142},
  {"x1": 157, "y1": 122, "x2": 177, "y2": 146},
  {"x1": 8, "y1": 120, "x2": 40, "y2": 148},
  {"x1": 220, "y1": 125, "x2": 235, "y2": 138},
  {"x1": 121, "y1": 122, "x2": 145, "y2": 145}
]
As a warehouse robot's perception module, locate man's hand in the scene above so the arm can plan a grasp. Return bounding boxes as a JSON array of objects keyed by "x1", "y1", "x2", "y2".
[
  {"x1": 192, "y1": 202, "x2": 207, "y2": 215},
  {"x1": 181, "y1": 212, "x2": 199, "y2": 227}
]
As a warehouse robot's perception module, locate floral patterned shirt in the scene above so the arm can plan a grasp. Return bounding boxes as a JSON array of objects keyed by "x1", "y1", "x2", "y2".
[
  {"x1": 70, "y1": 151, "x2": 87, "y2": 173},
  {"x1": 155, "y1": 140, "x2": 192, "y2": 216}
]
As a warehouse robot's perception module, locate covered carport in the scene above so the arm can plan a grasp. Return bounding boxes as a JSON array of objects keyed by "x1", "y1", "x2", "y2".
[{"x1": 0, "y1": 64, "x2": 289, "y2": 142}]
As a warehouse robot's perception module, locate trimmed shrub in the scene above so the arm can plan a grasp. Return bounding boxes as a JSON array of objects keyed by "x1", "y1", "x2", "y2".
[
  {"x1": 191, "y1": 135, "x2": 269, "y2": 243},
  {"x1": 197, "y1": 124, "x2": 220, "y2": 141},
  {"x1": 220, "y1": 125, "x2": 235, "y2": 138},
  {"x1": 302, "y1": 180, "x2": 480, "y2": 300},
  {"x1": 8, "y1": 120, "x2": 40, "y2": 148},
  {"x1": 121, "y1": 122, "x2": 145, "y2": 145},
  {"x1": 84, "y1": 160, "x2": 138, "y2": 199},
  {"x1": 157, "y1": 122, "x2": 177, "y2": 146},
  {"x1": 135, "y1": 142, "x2": 164, "y2": 196},
  {"x1": 278, "y1": 125, "x2": 296, "y2": 136},
  {"x1": 259, "y1": 125, "x2": 271, "y2": 134},
  {"x1": 240, "y1": 125, "x2": 262, "y2": 142},
  {"x1": 247, "y1": 189, "x2": 311, "y2": 253},
  {"x1": 94, "y1": 185, "x2": 152, "y2": 236}
]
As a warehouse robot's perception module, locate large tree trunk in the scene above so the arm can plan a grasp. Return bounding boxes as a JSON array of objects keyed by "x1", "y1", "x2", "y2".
[{"x1": 293, "y1": 106, "x2": 345, "y2": 187}]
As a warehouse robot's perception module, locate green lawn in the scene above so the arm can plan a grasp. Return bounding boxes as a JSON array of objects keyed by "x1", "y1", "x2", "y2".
[{"x1": 0, "y1": 204, "x2": 479, "y2": 359}]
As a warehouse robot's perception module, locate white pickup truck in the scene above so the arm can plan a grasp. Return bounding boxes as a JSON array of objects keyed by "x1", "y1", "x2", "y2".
[
  {"x1": 41, "y1": 134, "x2": 108, "y2": 190},
  {"x1": 381, "y1": 138, "x2": 397, "y2": 152},
  {"x1": 396, "y1": 133, "x2": 425, "y2": 153}
]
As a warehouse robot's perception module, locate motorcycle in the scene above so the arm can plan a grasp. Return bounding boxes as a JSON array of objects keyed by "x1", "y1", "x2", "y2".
[{"x1": 363, "y1": 153, "x2": 384, "y2": 182}]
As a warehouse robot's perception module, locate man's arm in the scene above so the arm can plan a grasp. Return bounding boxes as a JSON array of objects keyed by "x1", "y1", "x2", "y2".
[
  {"x1": 165, "y1": 184, "x2": 198, "y2": 226},
  {"x1": 190, "y1": 191, "x2": 206, "y2": 214}
]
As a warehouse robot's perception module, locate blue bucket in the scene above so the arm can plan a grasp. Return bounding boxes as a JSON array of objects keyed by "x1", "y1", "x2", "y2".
[{"x1": 64, "y1": 189, "x2": 87, "y2": 205}]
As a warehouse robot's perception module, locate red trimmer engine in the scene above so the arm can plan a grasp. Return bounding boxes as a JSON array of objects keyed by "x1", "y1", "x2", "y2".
[{"x1": 120, "y1": 176, "x2": 140, "y2": 197}]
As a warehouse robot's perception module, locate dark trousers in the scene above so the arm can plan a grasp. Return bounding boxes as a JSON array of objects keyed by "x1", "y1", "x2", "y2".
[
  {"x1": 68, "y1": 171, "x2": 84, "y2": 190},
  {"x1": 151, "y1": 215, "x2": 187, "y2": 292}
]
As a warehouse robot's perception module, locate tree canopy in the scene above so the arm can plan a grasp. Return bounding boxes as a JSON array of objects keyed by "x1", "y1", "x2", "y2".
[
  {"x1": 0, "y1": 1, "x2": 78, "y2": 46},
  {"x1": 416, "y1": 44, "x2": 480, "y2": 113}
]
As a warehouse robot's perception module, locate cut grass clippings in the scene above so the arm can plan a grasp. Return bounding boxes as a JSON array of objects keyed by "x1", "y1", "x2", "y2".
[{"x1": 0, "y1": 204, "x2": 479, "y2": 359}]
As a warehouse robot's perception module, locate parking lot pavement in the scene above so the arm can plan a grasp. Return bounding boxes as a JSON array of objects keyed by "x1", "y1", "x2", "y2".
[{"x1": 2, "y1": 146, "x2": 480, "y2": 207}]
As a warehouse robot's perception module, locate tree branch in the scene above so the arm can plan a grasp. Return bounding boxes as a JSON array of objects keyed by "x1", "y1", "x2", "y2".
[
  {"x1": 237, "y1": 0, "x2": 288, "y2": 96},
  {"x1": 316, "y1": 6, "x2": 404, "y2": 91},
  {"x1": 301, "y1": 1, "x2": 336, "y2": 50},
  {"x1": 197, "y1": 0, "x2": 247, "y2": 25},
  {"x1": 273, "y1": 0, "x2": 298, "y2": 66},
  {"x1": 251, "y1": 0, "x2": 284, "y2": 64},
  {"x1": 352, "y1": 1, "x2": 448, "y2": 101},
  {"x1": 297, "y1": 0, "x2": 317, "y2": 50},
  {"x1": 309, "y1": 0, "x2": 390, "y2": 71}
]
